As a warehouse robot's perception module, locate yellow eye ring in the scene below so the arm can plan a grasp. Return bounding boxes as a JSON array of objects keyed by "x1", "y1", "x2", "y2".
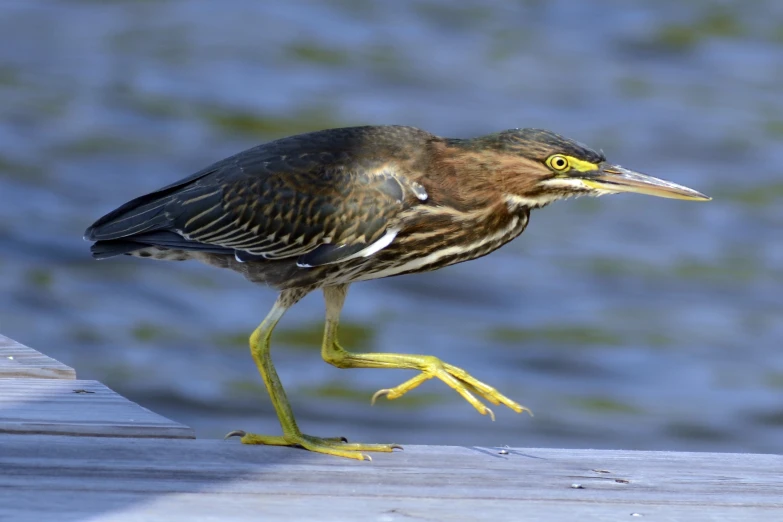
[{"x1": 546, "y1": 155, "x2": 570, "y2": 172}]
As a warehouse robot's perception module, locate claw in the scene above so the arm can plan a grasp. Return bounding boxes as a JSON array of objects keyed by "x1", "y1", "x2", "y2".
[
  {"x1": 486, "y1": 407, "x2": 496, "y2": 422},
  {"x1": 371, "y1": 389, "x2": 391, "y2": 405},
  {"x1": 224, "y1": 430, "x2": 247, "y2": 440}
]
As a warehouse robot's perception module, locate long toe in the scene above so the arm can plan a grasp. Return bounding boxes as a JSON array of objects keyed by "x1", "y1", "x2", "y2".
[
  {"x1": 442, "y1": 361, "x2": 532, "y2": 415},
  {"x1": 227, "y1": 431, "x2": 402, "y2": 461},
  {"x1": 371, "y1": 356, "x2": 529, "y2": 418}
]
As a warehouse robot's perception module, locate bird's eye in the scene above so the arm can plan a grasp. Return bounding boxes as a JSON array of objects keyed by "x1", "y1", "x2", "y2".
[{"x1": 546, "y1": 155, "x2": 570, "y2": 172}]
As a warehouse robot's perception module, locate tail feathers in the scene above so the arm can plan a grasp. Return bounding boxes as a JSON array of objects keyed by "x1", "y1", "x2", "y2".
[
  {"x1": 84, "y1": 201, "x2": 169, "y2": 241},
  {"x1": 90, "y1": 240, "x2": 144, "y2": 260},
  {"x1": 90, "y1": 231, "x2": 234, "y2": 259}
]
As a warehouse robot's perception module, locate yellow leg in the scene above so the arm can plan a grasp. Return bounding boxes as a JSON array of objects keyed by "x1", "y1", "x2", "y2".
[
  {"x1": 226, "y1": 288, "x2": 400, "y2": 461},
  {"x1": 321, "y1": 285, "x2": 531, "y2": 420}
]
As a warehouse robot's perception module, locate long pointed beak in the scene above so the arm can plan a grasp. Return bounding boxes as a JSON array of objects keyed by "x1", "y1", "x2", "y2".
[{"x1": 582, "y1": 165, "x2": 711, "y2": 201}]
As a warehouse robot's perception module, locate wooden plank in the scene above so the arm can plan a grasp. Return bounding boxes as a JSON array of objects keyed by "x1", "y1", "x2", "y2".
[
  {"x1": 0, "y1": 378, "x2": 194, "y2": 439},
  {"x1": 0, "y1": 436, "x2": 780, "y2": 521},
  {"x1": 0, "y1": 334, "x2": 76, "y2": 379}
]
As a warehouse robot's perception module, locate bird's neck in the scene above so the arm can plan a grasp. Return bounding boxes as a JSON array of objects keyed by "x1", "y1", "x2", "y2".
[{"x1": 425, "y1": 139, "x2": 544, "y2": 213}]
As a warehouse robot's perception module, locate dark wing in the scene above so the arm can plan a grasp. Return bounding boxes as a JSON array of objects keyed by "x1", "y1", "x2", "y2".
[
  {"x1": 85, "y1": 166, "x2": 221, "y2": 241},
  {"x1": 86, "y1": 130, "x2": 428, "y2": 266}
]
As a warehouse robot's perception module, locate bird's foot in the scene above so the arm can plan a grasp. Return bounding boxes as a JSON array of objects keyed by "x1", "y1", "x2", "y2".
[
  {"x1": 224, "y1": 430, "x2": 402, "y2": 461},
  {"x1": 371, "y1": 356, "x2": 532, "y2": 420}
]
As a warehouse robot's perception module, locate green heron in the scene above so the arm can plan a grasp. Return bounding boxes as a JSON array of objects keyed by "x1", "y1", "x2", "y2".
[{"x1": 85, "y1": 125, "x2": 709, "y2": 460}]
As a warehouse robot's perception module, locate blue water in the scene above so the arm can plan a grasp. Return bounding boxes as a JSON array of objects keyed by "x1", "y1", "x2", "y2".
[{"x1": 1, "y1": 0, "x2": 781, "y2": 453}]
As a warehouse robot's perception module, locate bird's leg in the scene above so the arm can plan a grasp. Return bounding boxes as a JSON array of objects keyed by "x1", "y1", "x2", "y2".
[
  {"x1": 227, "y1": 288, "x2": 400, "y2": 461},
  {"x1": 321, "y1": 285, "x2": 531, "y2": 420}
]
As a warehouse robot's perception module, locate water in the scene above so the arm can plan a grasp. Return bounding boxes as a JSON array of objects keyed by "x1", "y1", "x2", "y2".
[{"x1": 1, "y1": 0, "x2": 781, "y2": 454}]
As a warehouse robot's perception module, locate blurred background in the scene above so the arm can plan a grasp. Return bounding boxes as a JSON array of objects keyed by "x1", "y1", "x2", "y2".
[{"x1": 1, "y1": 0, "x2": 781, "y2": 454}]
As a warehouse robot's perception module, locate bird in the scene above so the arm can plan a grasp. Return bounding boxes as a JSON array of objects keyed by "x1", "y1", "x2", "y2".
[{"x1": 85, "y1": 125, "x2": 710, "y2": 460}]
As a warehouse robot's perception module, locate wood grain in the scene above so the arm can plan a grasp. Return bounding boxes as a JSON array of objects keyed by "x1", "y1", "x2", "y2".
[
  {"x1": 0, "y1": 334, "x2": 76, "y2": 379},
  {"x1": 0, "y1": 333, "x2": 779, "y2": 521},
  {"x1": 0, "y1": 378, "x2": 194, "y2": 439},
  {"x1": 0, "y1": 436, "x2": 780, "y2": 522}
]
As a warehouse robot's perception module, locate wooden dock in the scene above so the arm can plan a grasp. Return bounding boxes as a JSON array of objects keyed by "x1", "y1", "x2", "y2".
[{"x1": 1, "y1": 334, "x2": 781, "y2": 521}]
